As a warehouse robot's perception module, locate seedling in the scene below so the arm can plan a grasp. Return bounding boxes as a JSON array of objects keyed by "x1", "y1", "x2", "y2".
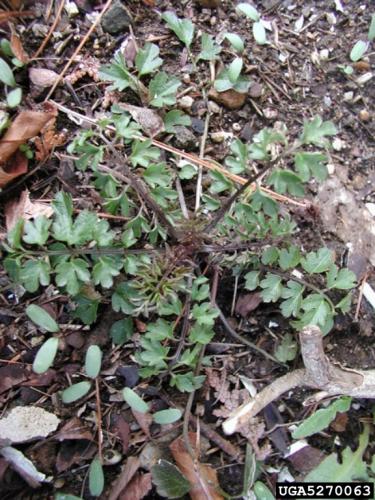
[
  {"x1": 0, "y1": 38, "x2": 24, "y2": 107},
  {"x1": 214, "y1": 57, "x2": 251, "y2": 93},
  {"x1": 236, "y1": 3, "x2": 268, "y2": 45}
]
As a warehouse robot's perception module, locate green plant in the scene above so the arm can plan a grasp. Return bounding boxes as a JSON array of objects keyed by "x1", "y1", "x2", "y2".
[
  {"x1": 0, "y1": 38, "x2": 24, "y2": 108},
  {"x1": 236, "y1": 3, "x2": 267, "y2": 45},
  {"x1": 214, "y1": 57, "x2": 251, "y2": 93}
]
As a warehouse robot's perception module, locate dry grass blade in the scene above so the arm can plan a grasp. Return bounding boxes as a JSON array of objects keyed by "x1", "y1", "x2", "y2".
[
  {"x1": 0, "y1": 11, "x2": 33, "y2": 24},
  {"x1": 170, "y1": 433, "x2": 223, "y2": 500},
  {"x1": 10, "y1": 31, "x2": 29, "y2": 63}
]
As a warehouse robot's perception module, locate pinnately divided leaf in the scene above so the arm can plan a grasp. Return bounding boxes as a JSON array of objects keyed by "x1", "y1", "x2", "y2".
[
  {"x1": 135, "y1": 42, "x2": 163, "y2": 76},
  {"x1": 162, "y1": 11, "x2": 195, "y2": 48},
  {"x1": 294, "y1": 152, "x2": 328, "y2": 182},
  {"x1": 301, "y1": 248, "x2": 334, "y2": 274},
  {"x1": 23, "y1": 216, "x2": 51, "y2": 246},
  {"x1": 280, "y1": 280, "x2": 304, "y2": 318},
  {"x1": 300, "y1": 116, "x2": 337, "y2": 146},
  {"x1": 260, "y1": 273, "x2": 283, "y2": 302},
  {"x1": 198, "y1": 33, "x2": 221, "y2": 61},
  {"x1": 148, "y1": 72, "x2": 181, "y2": 107}
]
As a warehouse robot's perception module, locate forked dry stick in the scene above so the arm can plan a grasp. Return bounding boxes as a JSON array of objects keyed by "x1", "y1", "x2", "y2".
[{"x1": 223, "y1": 325, "x2": 373, "y2": 435}]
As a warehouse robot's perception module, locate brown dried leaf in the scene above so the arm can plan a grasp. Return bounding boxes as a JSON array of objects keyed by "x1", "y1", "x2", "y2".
[
  {"x1": 0, "y1": 11, "x2": 33, "y2": 24},
  {"x1": 0, "y1": 150, "x2": 28, "y2": 189},
  {"x1": 330, "y1": 412, "x2": 349, "y2": 433},
  {"x1": 29, "y1": 68, "x2": 59, "y2": 88},
  {"x1": 10, "y1": 32, "x2": 28, "y2": 64},
  {"x1": 119, "y1": 472, "x2": 152, "y2": 500},
  {"x1": 0, "y1": 364, "x2": 28, "y2": 394},
  {"x1": 5, "y1": 189, "x2": 53, "y2": 231},
  {"x1": 55, "y1": 417, "x2": 93, "y2": 442},
  {"x1": 235, "y1": 293, "x2": 262, "y2": 317},
  {"x1": 132, "y1": 409, "x2": 152, "y2": 437},
  {"x1": 0, "y1": 111, "x2": 54, "y2": 165},
  {"x1": 56, "y1": 441, "x2": 96, "y2": 473},
  {"x1": 112, "y1": 414, "x2": 130, "y2": 453},
  {"x1": 170, "y1": 433, "x2": 223, "y2": 500},
  {"x1": 109, "y1": 456, "x2": 140, "y2": 500}
]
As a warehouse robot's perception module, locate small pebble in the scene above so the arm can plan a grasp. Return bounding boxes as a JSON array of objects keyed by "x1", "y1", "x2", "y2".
[
  {"x1": 332, "y1": 137, "x2": 345, "y2": 151},
  {"x1": 249, "y1": 82, "x2": 263, "y2": 98},
  {"x1": 359, "y1": 109, "x2": 370, "y2": 122},
  {"x1": 211, "y1": 131, "x2": 226, "y2": 143},
  {"x1": 207, "y1": 100, "x2": 221, "y2": 114},
  {"x1": 210, "y1": 16, "x2": 217, "y2": 26},
  {"x1": 182, "y1": 73, "x2": 191, "y2": 84},
  {"x1": 356, "y1": 72, "x2": 373, "y2": 86},
  {"x1": 232, "y1": 122, "x2": 241, "y2": 132},
  {"x1": 319, "y1": 49, "x2": 329, "y2": 61},
  {"x1": 178, "y1": 95, "x2": 194, "y2": 111},
  {"x1": 343, "y1": 91, "x2": 354, "y2": 102},
  {"x1": 327, "y1": 163, "x2": 335, "y2": 175},
  {"x1": 263, "y1": 108, "x2": 278, "y2": 119}
]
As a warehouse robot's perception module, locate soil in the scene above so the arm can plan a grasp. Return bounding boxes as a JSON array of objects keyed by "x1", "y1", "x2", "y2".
[{"x1": 0, "y1": 0, "x2": 374, "y2": 498}]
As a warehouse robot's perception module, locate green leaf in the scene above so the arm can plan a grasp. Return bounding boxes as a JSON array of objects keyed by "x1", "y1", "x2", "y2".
[
  {"x1": 164, "y1": 110, "x2": 191, "y2": 133},
  {"x1": 305, "y1": 424, "x2": 370, "y2": 482},
  {"x1": 112, "y1": 282, "x2": 137, "y2": 314},
  {"x1": 71, "y1": 210, "x2": 97, "y2": 245},
  {"x1": 148, "y1": 72, "x2": 181, "y2": 107},
  {"x1": 274, "y1": 333, "x2": 298, "y2": 362},
  {"x1": 26, "y1": 304, "x2": 59, "y2": 332},
  {"x1": 123, "y1": 387, "x2": 149, "y2": 413},
  {"x1": 162, "y1": 11, "x2": 195, "y2": 48},
  {"x1": 62, "y1": 381, "x2": 91, "y2": 403},
  {"x1": 369, "y1": 13, "x2": 375, "y2": 41},
  {"x1": 146, "y1": 318, "x2": 173, "y2": 341},
  {"x1": 6, "y1": 87, "x2": 22, "y2": 107},
  {"x1": 236, "y1": 3, "x2": 260, "y2": 21},
  {"x1": 191, "y1": 302, "x2": 219, "y2": 326},
  {"x1": 153, "y1": 408, "x2": 182, "y2": 425},
  {"x1": 143, "y1": 162, "x2": 171, "y2": 188},
  {"x1": 52, "y1": 192, "x2": 74, "y2": 243},
  {"x1": 225, "y1": 138, "x2": 248, "y2": 174},
  {"x1": 295, "y1": 293, "x2": 332, "y2": 332},
  {"x1": 253, "y1": 21, "x2": 267, "y2": 45},
  {"x1": 131, "y1": 139, "x2": 160, "y2": 167},
  {"x1": 89, "y1": 458, "x2": 104, "y2": 497},
  {"x1": 336, "y1": 293, "x2": 352, "y2": 314},
  {"x1": 326, "y1": 266, "x2": 356, "y2": 290},
  {"x1": 92, "y1": 256, "x2": 122, "y2": 288},
  {"x1": 244, "y1": 271, "x2": 260, "y2": 290},
  {"x1": 92, "y1": 219, "x2": 114, "y2": 247},
  {"x1": 20, "y1": 260, "x2": 51, "y2": 293},
  {"x1": 209, "y1": 170, "x2": 234, "y2": 193},
  {"x1": 85, "y1": 345, "x2": 102, "y2": 379},
  {"x1": 214, "y1": 66, "x2": 251, "y2": 93},
  {"x1": 261, "y1": 247, "x2": 279, "y2": 265},
  {"x1": 189, "y1": 323, "x2": 215, "y2": 345},
  {"x1": 279, "y1": 245, "x2": 301, "y2": 270},
  {"x1": 191, "y1": 276, "x2": 210, "y2": 302},
  {"x1": 301, "y1": 248, "x2": 334, "y2": 274},
  {"x1": 300, "y1": 115, "x2": 337, "y2": 146},
  {"x1": 73, "y1": 295, "x2": 99, "y2": 325},
  {"x1": 294, "y1": 152, "x2": 328, "y2": 182},
  {"x1": 7, "y1": 218, "x2": 24, "y2": 249},
  {"x1": 55, "y1": 258, "x2": 90, "y2": 295},
  {"x1": 293, "y1": 397, "x2": 352, "y2": 439},
  {"x1": 23, "y1": 216, "x2": 51, "y2": 246},
  {"x1": 267, "y1": 169, "x2": 305, "y2": 197},
  {"x1": 280, "y1": 280, "x2": 304, "y2": 318},
  {"x1": 33, "y1": 337, "x2": 59, "y2": 374},
  {"x1": 110, "y1": 318, "x2": 134, "y2": 345},
  {"x1": 135, "y1": 42, "x2": 163, "y2": 75},
  {"x1": 99, "y1": 52, "x2": 134, "y2": 91},
  {"x1": 253, "y1": 481, "x2": 275, "y2": 500},
  {"x1": 224, "y1": 33, "x2": 245, "y2": 53},
  {"x1": 198, "y1": 33, "x2": 221, "y2": 61},
  {"x1": 350, "y1": 40, "x2": 368, "y2": 62},
  {"x1": 260, "y1": 273, "x2": 283, "y2": 302},
  {"x1": 228, "y1": 57, "x2": 243, "y2": 83},
  {"x1": 170, "y1": 372, "x2": 205, "y2": 392},
  {"x1": 151, "y1": 460, "x2": 191, "y2": 498},
  {"x1": 249, "y1": 127, "x2": 286, "y2": 161},
  {"x1": 0, "y1": 57, "x2": 16, "y2": 86}
]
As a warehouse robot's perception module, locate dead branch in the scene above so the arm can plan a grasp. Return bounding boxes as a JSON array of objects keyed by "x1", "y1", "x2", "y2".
[{"x1": 223, "y1": 325, "x2": 373, "y2": 435}]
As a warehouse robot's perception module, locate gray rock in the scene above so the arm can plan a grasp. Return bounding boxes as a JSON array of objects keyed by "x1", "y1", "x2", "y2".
[
  {"x1": 173, "y1": 126, "x2": 197, "y2": 151},
  {"x1": 101, "y1": 0, "x2": 131, "y2": 35}
]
